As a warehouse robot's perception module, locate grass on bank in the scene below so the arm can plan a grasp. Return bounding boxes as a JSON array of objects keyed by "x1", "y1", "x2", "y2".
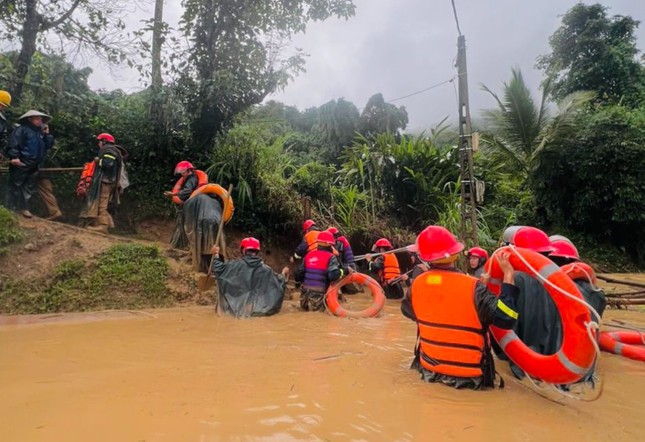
[
  {"x1": 0, "y1": 207, "x2": 23, "y2": 256},
  {"x1": 0, "y1": 243, "x2": 172, "y2": 314}
]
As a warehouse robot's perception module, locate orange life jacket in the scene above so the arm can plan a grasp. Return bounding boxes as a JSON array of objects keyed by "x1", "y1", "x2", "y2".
[
  {"x1": 305, "y1": 230, "x2": 320, "y2": 254},
  {"x1": 171, "y1": 170, "x2": 208, "y2": 204},
  {"x1": 76, "y1": 161, "x2": 96, "y2": 198},
  {"x1": 410, "y1": 270, "x2": 485, "y2": 379},
  {"x1": 382, "y1": 253, "x2": 401, "y2": 282}
]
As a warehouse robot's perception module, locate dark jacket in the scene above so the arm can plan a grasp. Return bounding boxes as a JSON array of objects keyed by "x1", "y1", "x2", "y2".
[
  {"x1": 7, "y1": 123, "x2": 54, "y2": 168},
  {"x1": 0, "y1": 112, "x2": 7, "y2": 153},
  {"x1": 177, "y1": 174, "x2": 199, "y2": 202},
  {"x1": 97, "y1": 142, "x2": 123, "y2": 184},
  {"x1": 212, "y1": 254, "x2": 286, "y2": 317}
]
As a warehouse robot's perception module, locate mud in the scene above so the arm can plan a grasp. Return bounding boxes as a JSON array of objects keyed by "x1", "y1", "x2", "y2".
[{"x1": 1, "y1": 299, "x2": 645, "y2": 442}]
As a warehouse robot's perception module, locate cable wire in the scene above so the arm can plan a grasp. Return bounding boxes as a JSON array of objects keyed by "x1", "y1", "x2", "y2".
[{"x1": 389, "y1": 77, "x2": 456, "y2": 103}]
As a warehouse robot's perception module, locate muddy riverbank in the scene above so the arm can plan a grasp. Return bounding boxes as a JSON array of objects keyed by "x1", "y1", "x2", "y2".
[{"x1": 1, "y1": 300, "x2": 644, "y2": 441}]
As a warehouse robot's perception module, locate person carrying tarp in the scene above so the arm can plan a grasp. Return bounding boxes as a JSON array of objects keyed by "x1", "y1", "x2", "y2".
[
  {"x1": 79, "y1": 133, "x2": 126, "y2": 233},
  {"x1": 295, "y1": 230, "x2": 350, "y2": 312},
  {"x1": 5, "y1": 110, "x2": 53, "y2": 218},
  {"x1": 365, "y1": 238, "x2": 405, "y2": 299},
  {"x1": 164, "y1": 161, "x2": 208, "y2": 248},
  {"x1": 498, "y1": 226, "x2": 561, "y2": 379},
  {"x1": 210, "y1": 237, "x2": 289, "y2": 318},
  {"x1": 401, "y1": 225, "x2": 518, "y2": 390},
  {"x1": 182, "y1": 185, "x2": 224, "y2": 272}
]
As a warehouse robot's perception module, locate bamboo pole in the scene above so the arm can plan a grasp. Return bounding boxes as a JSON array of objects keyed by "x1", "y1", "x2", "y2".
[
  {"x1": 0, "y1": 167, "x2": 83, "y2": 173},
  {"x1": 597, "y1": 275, "x2": 645, "y2": 289}
]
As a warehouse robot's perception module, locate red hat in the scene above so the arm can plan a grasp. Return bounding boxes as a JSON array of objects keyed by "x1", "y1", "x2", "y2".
[
  {"x1": 174, "y1": 161, "x2": 195, "y2": 175},
  {"x1": 374, "y1": 238, "x2": 393, "y2": 249},
  {"x1": 467, "y1": 247, "x2": 489, "y2": 260},
  {"x1": 302, "y1": 219, "x2": 316, "y2": 232},
  {"x1": 240, "y1": 237, "x2": 261, "y2": 253},
  {"x1": 327, "y1": 226, "x2": 339, "y2": 236},
  {"x1": 316, "y1": 231, "x2": 335, "y2": 246},
  {"x1": 96, "y1": 133, "x2": 115, "y2": 143},
  {"x1": 513, "y1": 226, "x2": 555, "y2": 253},
  {"x1": 549, "y1": 239, "x2": 579, "y2": 260},
  {"x1": 416, "y1": 226, "x2": 464, "y2": 262}
]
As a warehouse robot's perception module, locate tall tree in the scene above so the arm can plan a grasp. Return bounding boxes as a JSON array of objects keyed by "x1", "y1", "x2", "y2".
[
  {"x1": 150, "y1": 0, "x2": 165, "y2": 91},
  {"x1": 177, "y1": 0, "x2": 356, "y2": 148},
  {"x1": 313, "y1": 97, "x2": 360, "y2": 161},
  {"x1": 359, "y1": 93, "x2": 408, "y2": 135},
  {"x1": 537, "y1": 3, "x2": 645, "y2": 106},
  {"x1": 0, "y1": 0, "x2": 131, "y2": 103},
  {"x1": 480, "y1": 68, "x2": 593, "y2": 177}
]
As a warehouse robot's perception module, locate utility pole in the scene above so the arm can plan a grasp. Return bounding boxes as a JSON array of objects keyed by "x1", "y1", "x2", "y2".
[{"x1": 455, "y1": 34, "x2": 478, "y2": 247}]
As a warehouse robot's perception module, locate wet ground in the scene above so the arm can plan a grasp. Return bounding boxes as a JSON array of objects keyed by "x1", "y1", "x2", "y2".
[{"x1": 1, "y1": 295, "x2": 645, "y2": 442}]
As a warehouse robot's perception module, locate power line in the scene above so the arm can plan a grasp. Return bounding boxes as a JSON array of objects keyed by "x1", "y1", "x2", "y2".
[
  {"x1": 389, "y1": 77, "x2": 456, "y2": 102},
  {"x1": 450, "y1": 0, "x2": 463, "y2": 36}
]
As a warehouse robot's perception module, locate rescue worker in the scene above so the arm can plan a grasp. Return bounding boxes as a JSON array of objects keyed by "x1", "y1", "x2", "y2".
[
  {"x1": 466, "y1": 247, "x2": 489, "y2": 279},
  {"x1": 0, "y1": 90, "x2": 10, "y2": 157},
  {"x1": 502, "y1": 226, "x2": 559, "y2": 379},
  {"x1": 549, "y1": 235, "x2": 606, "y2": 317},
  {"x1": 80, "y1": 133, "x2": 124, "y2": 233},
  {"x1": 295, "y1": 230, "x2": 349, "y2": 312},
  {"x1": 5, "y1": 110, "x2": 53, "y2": 218},
  {"x1": 35, "y1": 123, "x2": 63, "y2": 220},
  {"x1": 327, "y1": 226, "x2": 355, "y2": 269},
  {"x1": 293, "y1": 219, "x2": 320, "y2": 260},
  {"x1": 163, "y1": 161, "x2": 208, "y2": 203},
  {"x1": 366, "y1": 238, "x2": 405, "y2": 299},
  {"x1": 402, "y1": 225, "x2": 519, "y2": 390},
  {"x1": 210, "y1": 238, "x2": 289, "y2": 318}
]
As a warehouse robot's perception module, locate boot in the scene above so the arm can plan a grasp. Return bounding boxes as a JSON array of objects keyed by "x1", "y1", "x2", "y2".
[
  {"x1": 22, "y1": 210, "x2": 34, "y2": 218},
  {"x1": 46, "y1": 210, "x2": 63, "y2": 221},
  {"x1": 86, "y1": 224, "x2": 109, "y2": 234}
]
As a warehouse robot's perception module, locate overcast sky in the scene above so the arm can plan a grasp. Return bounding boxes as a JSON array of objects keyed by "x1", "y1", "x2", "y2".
[{"x1": 87, "y1": 0, "x2": 644, "y2": 132}]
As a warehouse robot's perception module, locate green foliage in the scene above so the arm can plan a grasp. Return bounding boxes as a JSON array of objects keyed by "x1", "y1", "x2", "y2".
[
  {"x1": 359, "y1": 93, "x2": 409, "y2": 135},
  {"x1": 0, "y1": 244, "x2": 171, "y2": 314},
  {"x1": 533, "y1": 104, "x2": 645, "y2": 263},
  {"x1": 537, "y1": 3, "x2": 645, "y2": 107},
  {"x1": 291, "y1": 162, "x2": 335, "y2": 200},
  {"x1": 0, "y1": 207, "x2": 23, "y2": 255}
]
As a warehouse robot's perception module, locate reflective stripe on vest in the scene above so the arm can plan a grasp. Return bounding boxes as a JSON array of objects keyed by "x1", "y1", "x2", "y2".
[
  {"x1": 410, "y1": 270, "x2": 485, "y2": 378},
  {"x1": 303, "y1": 249, "x2": 333, "y2": 291},
  {"x1": 383, "y1": 253, "x2": 401, "y2": 281}
]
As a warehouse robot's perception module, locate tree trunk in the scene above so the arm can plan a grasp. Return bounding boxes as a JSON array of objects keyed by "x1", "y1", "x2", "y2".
[
  {"x1": 151, "y1": 0, "x2": 164, "y2": 90},
  {"x1": 12, "y1": 0, "x2": 41, "y2": 103}
]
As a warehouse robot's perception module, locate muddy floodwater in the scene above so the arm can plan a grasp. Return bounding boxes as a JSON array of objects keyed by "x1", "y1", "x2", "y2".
[{"x1": 1, "y1": 298, "x2": 645, "y2": 441}]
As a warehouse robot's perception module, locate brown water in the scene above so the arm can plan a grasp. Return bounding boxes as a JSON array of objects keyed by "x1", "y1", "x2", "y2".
[{"x1": 1, "y1": 300, "x2": 645, "y2": 441}]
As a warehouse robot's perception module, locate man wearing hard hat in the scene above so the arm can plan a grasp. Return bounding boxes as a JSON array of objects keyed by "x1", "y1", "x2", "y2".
[{"x1": 5, "y1": 109, "x2": 53, "y2": 218}]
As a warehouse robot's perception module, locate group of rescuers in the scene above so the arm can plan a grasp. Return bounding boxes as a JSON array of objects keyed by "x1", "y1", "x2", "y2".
[
  {"x1": 0, "y1": 91, "x2": 127, "y2": 233},
  {"x1": 166, "y1": 160, "x2": 607, "y2": 391}
]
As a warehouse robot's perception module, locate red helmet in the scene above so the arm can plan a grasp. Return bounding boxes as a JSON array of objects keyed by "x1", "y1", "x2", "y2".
[
  {"x1": 96, "y1": 133, "x2": 115, "y2": 143},
  {"x1": 416, "y1": 226, "x2": 464, "y2": 262},
  {"x1": 316, "y1": 231, "x2": 335, "y2": 246},
  {"x1": 327, "y1": 227, "x2": 339, "y2": 236},
  {"x1": 374, "y1": 238, "x2": 393, "y2": 250},
  {"x1": 549, "y1": 239, "x2": 579, "y2": 260},
  {"x1": 174, "y1": 160, "x2": 195, "y2": 175},
  {"x1": 303, "y1": 219, "x2": 316, "y2": 232},
  {"x1": 240, "y1": 237, "x2": 261, "y2": 253},
  {"x1": 513, "y1": 226, "x2": 554, "y2": 253},
  {"x1": 467, "y1": 247, "x2": 489, "y2": 260}
]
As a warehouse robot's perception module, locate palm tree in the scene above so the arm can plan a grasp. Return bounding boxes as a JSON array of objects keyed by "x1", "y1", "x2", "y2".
[{"x1": 480, "y1": 68, "x2": 594, "y2": 176}]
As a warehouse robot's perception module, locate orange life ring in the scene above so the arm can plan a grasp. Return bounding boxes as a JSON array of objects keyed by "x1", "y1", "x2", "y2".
[
  {"x1": 189, "y1": 183, "x2": 234, "y2": 224},
  {"x1": 599, "y1": 331, "x2": 645, "y2": 362},
  {"x1": 171, "y1": 170, "x2": 209, "y2": 205},
  {"x1": 484, "y1": 246, "x2": 595, "y2": 384},
  {"x1": 326, "y1": 272, "x2": 385, "y2": 318},
  {"x1": 560, "y1": 262, "x2": 598, "y2": 285}
]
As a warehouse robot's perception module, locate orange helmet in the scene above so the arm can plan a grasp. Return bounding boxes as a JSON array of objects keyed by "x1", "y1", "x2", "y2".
[
  {"x1": 303, "y1": 219, "x2": 316, "y2": 232},
  {"x1": 549, "y1": 237, "x2": 579, "y2": 260},
  {"x1": 416, "y1": 226, "x2": 464, "y2": 262},
  {"x1": 174, "y1": 161, "x2": 195, "y2": 175},
  {"x1": 513, "y1": 226, "x2": 554, "y2": 253},
  {"x1": 467, "y1": 247, "x2": 489, "y2": 260},
  {"x1": 240, "y1": 237, "x2": 261, "y2": 253},
  {"x1": 327, "y1": 227, "x2": 339, "y2": 237},
  {"x1": 316, "y1": 231, "x2": 335, "y2": 246},
  {"x1": 96, "y1": 133, "x2": 115, "y2": 143},
  {"x1": 374, "y1": 238, "x2": 393, "y2": 250}
]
